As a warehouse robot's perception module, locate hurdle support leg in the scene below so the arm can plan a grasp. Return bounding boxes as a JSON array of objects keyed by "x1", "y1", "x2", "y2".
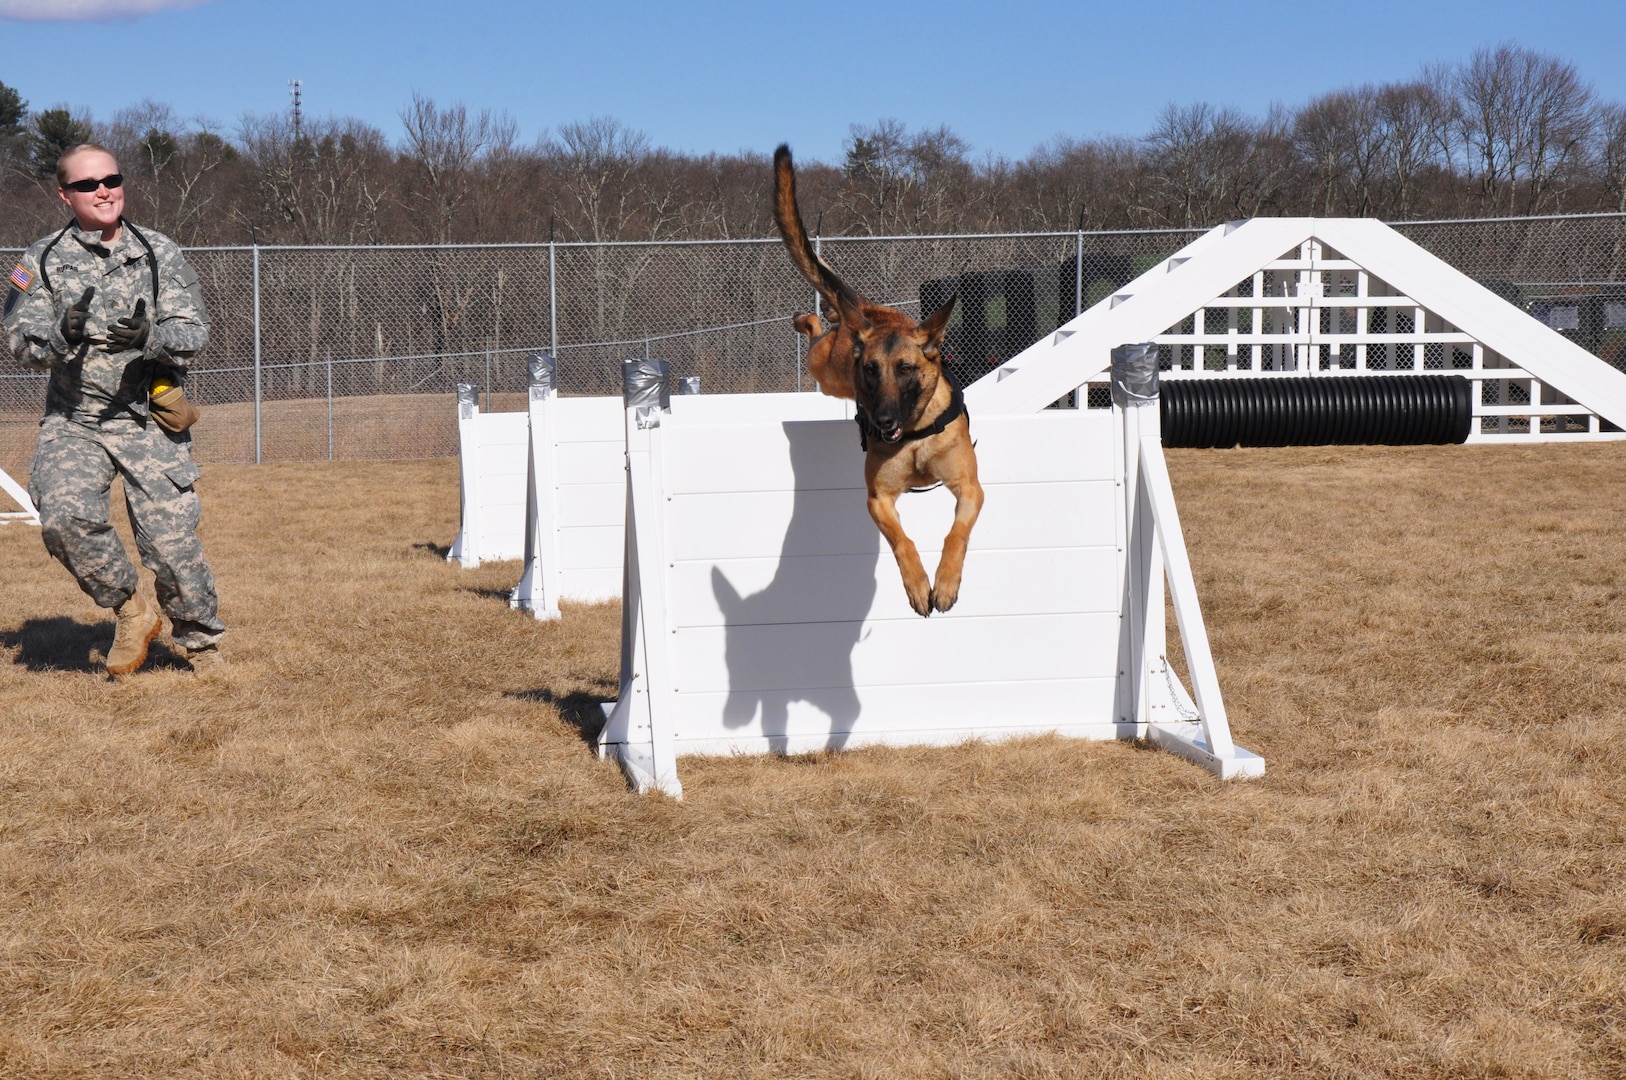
[
  {"x1": 511, "y1": 354, "x2": 563, "y2": 620},
  {"x1": 447, "y1": 383, "x2": 482, "y2": 567},
  {"x1": 596, "y1": 360, "x2": 682, "y2": 798},
  {"x1": 1137, "y1": 437, "x2": 1264, "y2": 778},
  {"x1": 1115, "y1": 343, "x2": 1264, "y2": 780}
]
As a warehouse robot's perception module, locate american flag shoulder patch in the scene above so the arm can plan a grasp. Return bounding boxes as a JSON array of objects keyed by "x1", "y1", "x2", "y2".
[{"x1": 8, "y1": 264, "x2": 31, "y2": 292}]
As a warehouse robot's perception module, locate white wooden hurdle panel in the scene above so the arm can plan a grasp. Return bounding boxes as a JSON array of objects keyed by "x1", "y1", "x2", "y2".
[
  {"x1": 509, "y1": 390, "x2": 628, "y2": 618},
  {"x1": 446, "y1": 391, "x2": 529, "y2": 568},
  {"x1": 503, "y1": 384, "x2": 851, "y2": 618},
  {"x1": 599, "y1": 367, "x2": 1263, "y2": 798}
]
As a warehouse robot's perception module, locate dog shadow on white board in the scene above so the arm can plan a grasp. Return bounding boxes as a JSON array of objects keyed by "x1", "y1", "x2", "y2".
[{"x1": 711, "y1": 422, "x2": 881, "y2": 753}]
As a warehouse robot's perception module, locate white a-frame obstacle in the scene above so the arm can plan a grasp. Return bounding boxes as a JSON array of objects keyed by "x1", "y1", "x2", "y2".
[
  {"x1": 968, "y1": 217, "x2": 1626, "y2": 442},
  {"x1": 599, "y1": 353, "x2": 1262, "y2": 799}
]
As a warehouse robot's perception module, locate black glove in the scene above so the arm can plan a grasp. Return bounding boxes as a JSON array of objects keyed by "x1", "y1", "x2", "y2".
[
  {"x1": 61, "y1": 286, "x2": 94, "y2": 345},
  {"x1": 108, "y1": 298, "x2": 150, "y2": 353}
]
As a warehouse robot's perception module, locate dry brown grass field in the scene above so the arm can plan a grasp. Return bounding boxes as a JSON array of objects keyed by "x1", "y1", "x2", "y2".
[
  {"x1": 1, "y1": 392, "x2": 522, "y2": 475},
  {"x1": 1, "y1": 442, "x2": 1624, "y2": 1078}
]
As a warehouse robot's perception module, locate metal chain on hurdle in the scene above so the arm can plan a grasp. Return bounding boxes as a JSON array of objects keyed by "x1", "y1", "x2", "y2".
[{"x1": 1162, "y1": 659, "x2": 1202, "y2": 721}]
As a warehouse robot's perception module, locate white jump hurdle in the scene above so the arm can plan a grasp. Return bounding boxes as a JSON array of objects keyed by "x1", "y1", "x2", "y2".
[
  {"x1": 446, "y1": 383, "x2": 530, "y2": 568},
  {"x1": 511, "y1": 372, "x2": 850, "y2": 619},
  {"x1": 450, "y1": 356, "x2": 846, "y2": 619},
  {"x1": 599, "y1": 352, "x2": 1263, "y2": 798},
  {"x1": 444, "y1": 360, "x2": 634, "y2": 615},
  {"x1": 506, "y1": 356, "x2": 629, "y2": 618}
]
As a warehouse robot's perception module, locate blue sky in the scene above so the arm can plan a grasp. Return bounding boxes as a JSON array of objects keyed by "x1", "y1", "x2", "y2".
[{"x1": 3, "y1": 0, "x2": 1626, "y2": 164}]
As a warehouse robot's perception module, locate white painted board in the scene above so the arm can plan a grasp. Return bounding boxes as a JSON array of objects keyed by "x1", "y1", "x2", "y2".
[{"x1": 654, "y1": 407, "x2": 1126, "y2": 754}]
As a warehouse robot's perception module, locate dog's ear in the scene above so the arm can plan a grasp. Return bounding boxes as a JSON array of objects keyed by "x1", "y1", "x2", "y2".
[{"x1": 915, "y1": 293, "x2": 957, "y2": 359}]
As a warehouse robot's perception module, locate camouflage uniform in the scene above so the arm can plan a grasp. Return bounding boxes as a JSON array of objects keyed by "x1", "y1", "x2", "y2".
[{"x1": 3, "y1": 220, "x2": 225, "y2": 650}]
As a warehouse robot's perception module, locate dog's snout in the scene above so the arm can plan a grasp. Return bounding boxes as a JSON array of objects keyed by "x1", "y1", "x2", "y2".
[{"x1": 870, "y1": 403, "x2": 904, "y2": 439}]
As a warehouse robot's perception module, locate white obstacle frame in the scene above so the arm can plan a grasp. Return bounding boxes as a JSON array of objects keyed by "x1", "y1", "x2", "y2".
[
  {"x1": 599, "y1": 353, "x2": 1262, "y2": 798},
  {"x1": 969, "y1": 217, "x2": 1626, "y2": 443},
  {"x1": 0, "y1": 466, "x2": 39, "y2": 527}
]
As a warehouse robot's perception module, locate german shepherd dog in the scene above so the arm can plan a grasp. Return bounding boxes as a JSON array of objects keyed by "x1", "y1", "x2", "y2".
[{"x1": 773, "y1": 144, "x2": 983, "y2": 617}]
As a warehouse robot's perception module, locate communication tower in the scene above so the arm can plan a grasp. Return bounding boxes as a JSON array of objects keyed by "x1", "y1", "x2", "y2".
[{"x1": 289, "y1": 79, "x2": 303, "y2": 140}]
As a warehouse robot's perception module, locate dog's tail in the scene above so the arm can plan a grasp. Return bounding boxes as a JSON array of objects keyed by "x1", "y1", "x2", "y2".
[{"x1": 773, "y1": 144, "x2": 857, "y2": 315}]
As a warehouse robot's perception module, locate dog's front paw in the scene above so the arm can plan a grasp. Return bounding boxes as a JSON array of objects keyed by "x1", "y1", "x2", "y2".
[
  {"x1": 930, "y1": 562, "x2": 963, "y2": 612},
  {"x1": 904, "y1": 576, "x2": 934, "y2": 617}
]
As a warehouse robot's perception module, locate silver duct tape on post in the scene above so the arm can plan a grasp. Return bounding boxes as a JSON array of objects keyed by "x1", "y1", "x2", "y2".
[
  {"x1": 456, "y1": 382, "x2": 479, "y2": 420},
  {"x1": 1110, "y1": 343, "x2": 1160, "y2": 407},
  {"x1": 622, "y1": 358, "x2": 671, "y2": 429},
  {"x1": 677, "y1": 376, "x2": 700, "y2": 396},
  {"x1": 527, "y1": 352, "x2": 557, "y2": 401}
]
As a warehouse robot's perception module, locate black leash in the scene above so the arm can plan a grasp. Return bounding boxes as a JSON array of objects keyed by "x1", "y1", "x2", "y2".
[
  {"x1": 37, "y1": 216, "x2": 159, "y2": 302},
  {"x1": 37, "y1": 217, "x2": 164, "y2": 425}
]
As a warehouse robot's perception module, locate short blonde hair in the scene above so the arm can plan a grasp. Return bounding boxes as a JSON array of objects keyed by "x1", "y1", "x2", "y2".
[{"x1": 56, "y1": 143, "x2": 120, "y2": 189}]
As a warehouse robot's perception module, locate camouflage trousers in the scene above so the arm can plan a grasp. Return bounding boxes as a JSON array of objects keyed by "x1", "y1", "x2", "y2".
[{"x1": 29, "y1": 416, "x2": 225, "y2": 650}]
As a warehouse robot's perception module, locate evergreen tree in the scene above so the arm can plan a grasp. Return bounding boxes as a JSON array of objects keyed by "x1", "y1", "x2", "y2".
[{"x1": 28, "y1": 108, "x2": 94, "y2": 179}]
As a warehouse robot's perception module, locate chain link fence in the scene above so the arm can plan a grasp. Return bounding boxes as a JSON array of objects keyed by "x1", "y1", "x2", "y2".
[{"x1": 5, "y1": 213, "x2": 1626, "y2": 475}]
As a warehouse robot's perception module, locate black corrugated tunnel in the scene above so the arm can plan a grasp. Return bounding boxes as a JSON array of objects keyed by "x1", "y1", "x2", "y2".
[{"x1": 1159, "y1": 375, "x2": 1473, "y2": 448}]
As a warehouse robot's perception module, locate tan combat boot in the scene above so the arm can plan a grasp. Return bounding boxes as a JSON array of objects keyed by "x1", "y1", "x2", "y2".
[{"x1": 106, "y1": 592, "x2": 162, "y2": 676}]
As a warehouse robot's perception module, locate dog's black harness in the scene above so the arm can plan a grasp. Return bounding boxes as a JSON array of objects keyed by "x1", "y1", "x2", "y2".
[{"x1": 855, "y1": 377, "x2": 967, "y2": 452}]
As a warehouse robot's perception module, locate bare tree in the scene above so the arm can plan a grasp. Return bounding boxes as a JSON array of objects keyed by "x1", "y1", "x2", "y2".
[
  {"x1": 840, "y1": 119, "x2": 975, "y2": 233},
  {"x1": 237, "y1": 113, "x2": 393, "y2": 244},
  {"x1": 103, "y1": 101, "x2": 237, "y2": 244},
  {"x1": 543, "y1": 116, "x2": 671, "y2": 340},
  {"x1": 1143, "y1": 103, "x2": 1285, "y2": 226},
  {"x1": 1293, "y1": 88, "x2": 1386, "y2": 216},
  {"x1": 1007, "y1": 135, "x2": 1146, "y2": 230},
  {"x1": 1371, "y1": 77, "x2": 1458, "y2": 218},
  {"x1": 547, "y1": 115, "x2": 657, "y2": 242},
  {"x1": 1456, "y1": 44, "x2": 1598, "y2": 214},
  {"x1": 1599, "y1": 103, "x2": 1626, "y2": 214},
  {"x1": 398, "y1": 93, "x2": 517, "y2": 243}
]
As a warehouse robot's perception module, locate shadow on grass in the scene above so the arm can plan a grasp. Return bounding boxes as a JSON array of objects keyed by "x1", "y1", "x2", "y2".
[
  {"x1": 145, "y1": 640, "x2": 193, "y2": 672},
  {"x1": 463, "y1": 586, "x2": 516, "y2": 604},
  {"x1": 1, "y1": 617, "x2": 198, "y2": 674},
  {"x1": 507, "y1": 687, "x2": 612, "y2": 747},
  {"x1": 1, "y1": 616, "x2": 105, "y2": 672},
  {"x1": 413, "y1": 541, "x2": 452, "y2": 559}
]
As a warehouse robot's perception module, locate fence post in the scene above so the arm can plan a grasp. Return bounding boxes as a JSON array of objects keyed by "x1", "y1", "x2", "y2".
[
  {"x1": 807, "y1": 234, "x2": 821, "y2": 392},
  {"x1": 1075, "y1": 227, "x2": 1085, "y2": 318},
  {"x1": 548, "y1": 241, "x2": 558, "y2": 360},
  {"x1": 326, "y1": 346, "x2": 334, "y2": 461},
  {"x1": 252, "y1": 243, "x2": 262, "y2": 464}
]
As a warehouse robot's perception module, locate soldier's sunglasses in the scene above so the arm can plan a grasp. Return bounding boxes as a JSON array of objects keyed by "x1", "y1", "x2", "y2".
[{"x1": 62, "y1": 173, "x2": 124, "y2": 193}]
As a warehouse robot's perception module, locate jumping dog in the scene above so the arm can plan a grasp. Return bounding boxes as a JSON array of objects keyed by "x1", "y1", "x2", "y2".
[{"x1": 772, "y1": 144, "x2": 984, "y2": 616}]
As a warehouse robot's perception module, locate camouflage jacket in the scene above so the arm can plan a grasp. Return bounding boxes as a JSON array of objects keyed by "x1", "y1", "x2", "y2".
[{"x1": 3, "y1": 220, "x2": 209, "y2": 425}]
